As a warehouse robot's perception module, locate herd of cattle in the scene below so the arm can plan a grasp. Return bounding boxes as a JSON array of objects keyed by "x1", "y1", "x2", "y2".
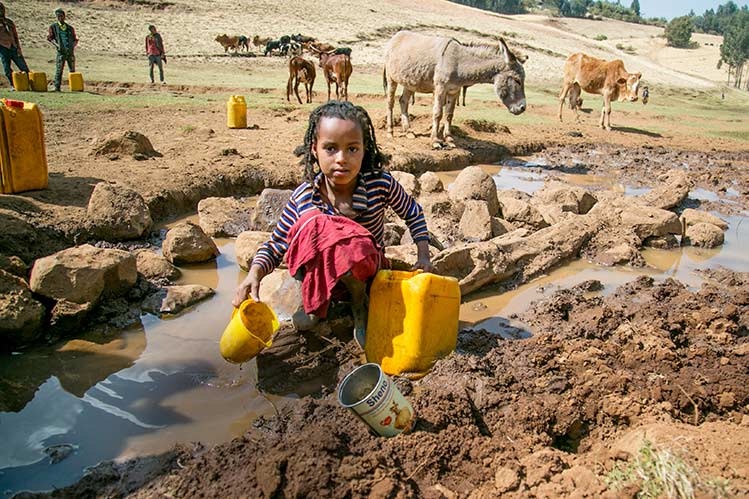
[{"x1": 215, "y1": 29, "x2": 647, "y2": 147}]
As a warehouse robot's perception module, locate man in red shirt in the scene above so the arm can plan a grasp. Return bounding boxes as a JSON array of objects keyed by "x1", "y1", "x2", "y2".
[
  {"x1": 145, "y1": 25, "x2": 166, "y2": 84},
  {"x1": 0, "y1": 2, "x2": 30, "y2": 90}
]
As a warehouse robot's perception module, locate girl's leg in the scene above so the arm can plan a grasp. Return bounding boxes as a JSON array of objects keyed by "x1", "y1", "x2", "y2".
[{"x1": 340, "y1": 273, "x2": 368, "y2": 348}]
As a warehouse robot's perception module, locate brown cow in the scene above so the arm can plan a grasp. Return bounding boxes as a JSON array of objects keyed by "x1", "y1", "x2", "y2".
[
  {"x1": 558, "y1": 53, "x2": 642, "y2": 130},
  {"x1": 318, "y1": 52, "x2": 352, "y2": 101},
  {"x1": 287, "y1": 56, "x2": 316, "y2": 104},
  {"x1": 252, "y1": 35, "x2": 271, "y2": 49},
  {"x1": 215, "y1": 34, "x2": 241, "y2": 53}
]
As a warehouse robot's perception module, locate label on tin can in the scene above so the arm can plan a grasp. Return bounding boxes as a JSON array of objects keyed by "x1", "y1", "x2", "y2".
[{"x1": 352, "y1": 371, "x2": 414, "y2": 437}]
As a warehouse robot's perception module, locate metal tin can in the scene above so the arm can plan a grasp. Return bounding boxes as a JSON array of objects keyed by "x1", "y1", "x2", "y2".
[{"x1": 337, "y1": 363, "x2": 414, "y2": 437}]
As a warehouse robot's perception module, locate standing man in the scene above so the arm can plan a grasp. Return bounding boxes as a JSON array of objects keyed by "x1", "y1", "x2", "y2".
[
  {"x1": 47, "y1": 8, "x2": 78, "y2": 92},
  {"x1": 145, "y1": 25, "x2": 166, "y2": 84},
  {"x1": 0, "y1": 2, "x2": 30, "y2": 90}
]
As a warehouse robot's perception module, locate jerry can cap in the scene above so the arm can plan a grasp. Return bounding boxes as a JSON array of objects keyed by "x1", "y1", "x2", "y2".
[{"x1": 2, "y1": 99, "x2": 24, "y2": 108}]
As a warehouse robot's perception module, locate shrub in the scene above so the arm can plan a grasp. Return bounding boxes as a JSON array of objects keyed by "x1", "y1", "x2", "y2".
[
  {"x1": 665, "y1": 15, "x2": 694, "y2": 48},
  {"x1": 594, "y1": 34, "x2": 608, "y2": 40}
]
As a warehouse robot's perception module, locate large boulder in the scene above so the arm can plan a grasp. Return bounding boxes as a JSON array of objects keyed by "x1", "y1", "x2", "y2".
[
  {"x1": 197, "y1": 197, "x2": 256, "y2": 237},
  {"x1": 619, "y1": 205, "x2": 682, "y2": 240},
  {"x1": 87, "y1": 183, "x2": 152, "y2": 241},
  {"x1": 449, "y1": 166, "x2": 499, "y2": 216},
  {"x1": 680, "y1": 208, "x2": 728, "y2": 231},
  {"x1": 499, "y1": 198, "x2": 549, "y2": 231},
  {"x1": 533, "y1": 182, "x2": 597, "y2": 215},
  {"x1": 419, "y1": 172, "x2": 444, "y2": 193},
  {"x1": 0, "y1": 270, "x2": 45, "y2": 346},
  {"x1": 49, "y1": 300, "x2": 93, "y2": 336},
  {"x1": 684, "y1": 222, "x2": 724, "y2": 248},
  {"x1": 390, "y1": 171, "x2": 419, "y2": 197},
  {"x1": 29, "y1": 245, "x2": 137, "y2": 305},
  {"x1": 235, "y1": 231, "x2": 272, "y2": 271},
  {"x1": 162, "y1": 222, "x2": 220, "y2": 265},
  {"x1": 135, "y1": 250, "x2": 181, "y2": 281},
  {"x1": 252, "y1": 189, "x2": 292, "y2": 232},
  {"x1": 459, "y1": 200, "x2": 493, "y2": 242},
  {"x1": 143, "y1": 285, "x2": 215, "y2": 315},
  {"x1": 637, "y1": 169, "x2": 691, "y2": 210}
]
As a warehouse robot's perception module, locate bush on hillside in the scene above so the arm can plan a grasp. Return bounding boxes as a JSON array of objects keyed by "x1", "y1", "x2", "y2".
[{"x1": 665, "y1": 15, "x2": 694, "y2": 48}]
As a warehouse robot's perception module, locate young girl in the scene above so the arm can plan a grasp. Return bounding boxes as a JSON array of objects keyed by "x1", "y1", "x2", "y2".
[{"x1": 233, "y1": 101, "x2": 433, "y2": 344}]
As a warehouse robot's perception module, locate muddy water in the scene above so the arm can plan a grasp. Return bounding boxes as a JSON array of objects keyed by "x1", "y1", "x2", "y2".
[{"x1": 1, "y1": 164, "x2": 748, "y2": 494}]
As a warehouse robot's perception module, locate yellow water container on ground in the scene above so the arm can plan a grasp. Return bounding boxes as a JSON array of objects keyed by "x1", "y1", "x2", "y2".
[
  {"x1": 11, "y1": 72, "x2": 29, "y2": 91},
  {"x1": 0, "y1": 99, "x2": 48, "y2": 194},
  {"x1": 227, "y1": 95, "x2": 247, "y2": 129},
  {"x1": 365, "y1": 270, "x2": 461, "y2": 376},
  {"x1": 29, "y1": 72, "x2": 47, "y2": 92},
  {"x1": 68, "y1": 72, "x2": 84, "y2": 92}
]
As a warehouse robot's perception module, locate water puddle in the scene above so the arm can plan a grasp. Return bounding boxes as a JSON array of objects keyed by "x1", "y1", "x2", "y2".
[{"x1": 1, "y1": 170, "x2": 747, "y2": 495}]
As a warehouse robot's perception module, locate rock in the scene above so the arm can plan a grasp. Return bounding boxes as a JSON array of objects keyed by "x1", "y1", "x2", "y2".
[
  {"x1": 162, "y1": 222, "x2": 220, "y2": 265},
  {"x1": 29, "y1": 245, "x2": 137, "y2": 305},
  {"x1": 684, "y1": 222, "x2": 724, "y2": 248},
  {"x1": 197, "y1": 197, "x2": 255, "y2": 237},
  {"x1": 643, "y1": 234, "x2": 679, "y2": 249},
  {"x1": 595, "y1": 243, "x2": 642, "y2": 266},
  {"x1": 390, "y1": 171, "x2": 419, "y2": 197},
  {"x1": 258, "y1": 269, "x2": 302, "y2": 321},
  {"x1": 0, "y1": 269, "x2": 45, "y2": 346},
  {"x1": 0, "y1": 254, "x2": 27, "y2": 278},
  {"x1": 87, "y1": 183, "x2": 152, "y2": 241},
  {"x1": 680, "y1": 208, "x2": 728, "y2": 231},
  {"x1": 92, "y1": 130, "x2": 161, "y2": 159},
  {"x1": 235, "y1": 231, "x2": 272, "y2": 271},
  {"x1": 619, "y1": 205, "x2": 682, "y2": 240},
  {"x1": 385, "y1": 244, "x2": 437, "y2": 270},
  {"x1": 534, "y1": 182, "x2": 597, "y2": 214},
  {"x1": 159, "y1": 285, "x2": 215, "y2": 314},
  {"x1": 135, "y1": 250, "x2": 181, "y2": 281},
  {"x1": 491, "y1": 217, "x2": 516, "y2": 237},
  {"x1": 459, "y1": 200, "x2": 493, "y2": 242},
  {"x1": 497, "y1": 188, "x2": 531, "y2": 202},
  {"x1": 449, "y1": 166, "x2": 499, "y2": 216},
  {"x1": 499, "y1": 198, "x2": 549, "y2": 231},
  {"x1": 494, "y1": 467, "x2": 520, "y2": 493},
  {"x1": 383, "y1": 223, "x2": 406, "y2": 247},
  {"x1": 144, "y1": 285, "x2": 215, "y2": 314},
  {"x1": 638, "y1": 169, "x2": 690, "y2": 210},
  {"x1": 252, "y1": 189, "x2": 292, "y2": 232},
  {"x1": 534, "y1": 203, "x2": 570, "y2": 226},
  {"x1": 49, "y1": 300, "x2": 93, "y2": 335},
  {"x1": 419, "y1": 172, "x2": 443, "y2": 193}
]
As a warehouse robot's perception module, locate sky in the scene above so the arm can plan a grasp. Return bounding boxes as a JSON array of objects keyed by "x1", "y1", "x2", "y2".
[{"x1": 637, "y1": 0, "x2": 749, "y2": 20}]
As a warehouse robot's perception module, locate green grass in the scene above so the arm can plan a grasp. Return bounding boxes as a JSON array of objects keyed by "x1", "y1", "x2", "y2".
[
  {"x1": 605, "y1": 440, "x2": 730, "y2": 498},
  {"x1": 594, "y1": 34, "x2": 608, "y2": 41}
]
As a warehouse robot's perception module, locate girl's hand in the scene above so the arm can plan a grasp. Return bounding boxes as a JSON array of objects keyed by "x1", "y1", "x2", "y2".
[
  {"x1": 413, "y1": 239, "x2": 434, "y2": 273},
  {"x1": 233, "y1": 265, "x2": 265, "y2": 307}
]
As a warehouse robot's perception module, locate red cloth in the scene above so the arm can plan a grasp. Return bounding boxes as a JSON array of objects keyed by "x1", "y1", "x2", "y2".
[{"x1": 285, "y1": 211, "x2": 382, "y2": 318}]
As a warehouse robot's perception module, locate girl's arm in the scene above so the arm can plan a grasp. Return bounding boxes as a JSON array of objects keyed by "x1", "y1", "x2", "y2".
[{"x1": 386, "y1": 174, "x2": 433, "y2": 271}]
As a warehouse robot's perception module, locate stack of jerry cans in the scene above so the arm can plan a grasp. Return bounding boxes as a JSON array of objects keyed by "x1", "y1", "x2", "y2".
[{"x1": 0, "y1": 99, "x2": 48, "y2": 194}]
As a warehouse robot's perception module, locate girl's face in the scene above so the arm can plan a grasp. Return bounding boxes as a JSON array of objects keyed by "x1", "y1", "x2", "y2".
[{"x1": 312, "y1": 117, "x2": 364, "y2": 188}]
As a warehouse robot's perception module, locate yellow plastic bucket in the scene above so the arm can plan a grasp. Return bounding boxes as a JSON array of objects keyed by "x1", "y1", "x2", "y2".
[
  {"x1": 68, "y1": 72, "x2": 84, "y2": 92},
  {"x1": 219, "y1": 299, "x2": 279, "y2": 364},
  {"x1": 29, "y1": 72, "x2": 48, "y2": 92},
  {"x1": 226, "y1": 95, "x2": 247, "y2": 129},
  {"x1": 12, "y1": 72, "x2": 29, "y2": 92}
]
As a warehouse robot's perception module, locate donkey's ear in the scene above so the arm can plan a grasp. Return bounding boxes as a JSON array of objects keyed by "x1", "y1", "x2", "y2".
[
  {"x1": 498, "y1": 38, "x2": 514, "y2": 64},
  {"x1": 516, "y1": 53, "x2": 528, "y2": 64}
]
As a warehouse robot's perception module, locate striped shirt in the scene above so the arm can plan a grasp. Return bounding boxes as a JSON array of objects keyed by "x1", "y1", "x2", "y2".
[{"x1": 253, "y1": 171, "x2": 429, "y2": 273}]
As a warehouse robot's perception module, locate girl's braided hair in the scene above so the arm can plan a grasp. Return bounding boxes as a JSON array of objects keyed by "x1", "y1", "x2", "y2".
[{"x1": 296, "y1": 100, "x2": 390, "y2": 182}]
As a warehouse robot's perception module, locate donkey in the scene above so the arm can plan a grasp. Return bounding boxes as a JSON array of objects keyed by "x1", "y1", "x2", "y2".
[
  {"x1": 383, "y1": 30, "x2": 526, "y2": 148},
  {"x1": 287, "y1": 56, "x2": 316, "y2": 104},
  {"x1": 318, "y1": 52, "x2": 352, "y2": 101}
]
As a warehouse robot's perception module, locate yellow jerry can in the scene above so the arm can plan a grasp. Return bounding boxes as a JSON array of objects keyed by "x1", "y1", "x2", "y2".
[
  {"x1": 29, "y1": 72, "x2": 48, "y2": 92},
  {"x1": 226, "y1": 95, "x2": 247, "y2": 129},
  {"x1": 68, "y1": 72, "x2": 84, "y2": 92},
  {"x1": 12, "y1": 72, "x2": 29, "y2": 91},
  {"x1": 0, "y1": 99, "x2": 48, "y2": 194},
  {"x1": 365, "y1": 270, "x2": 461, "y2": 377}
]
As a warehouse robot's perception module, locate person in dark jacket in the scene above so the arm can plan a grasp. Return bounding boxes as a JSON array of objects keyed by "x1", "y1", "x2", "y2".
[
  {"x1": 0, "y1": 2, "x2": 30, "y2": 89},
  {"x1": 145, "y1": 24, "x2": 166, "y2": 84},
  {"x1": 47, "y1": 8, "x2": 78, "y2": 91}
]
